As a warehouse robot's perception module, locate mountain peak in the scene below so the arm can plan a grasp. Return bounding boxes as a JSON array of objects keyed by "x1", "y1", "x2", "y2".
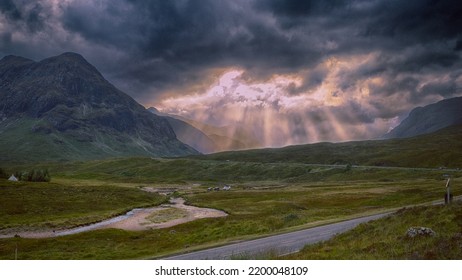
[
  {"x1": 0, "y1": 51, "x2": 128, "y2": 119},
  {"x1": 41, "y1": 52, "x2": 93, "y2": 66},
  {"x1": 54, "y1": 52, "x2": 87, "y2": 62},
  {"x1": 0, "y1": 55, "x2": 35, "y2": 69},
  {"x1": 384, "y1": 96, "x2": 462, "y2": 139},
  {"x1": 0, "y1": 54, "x2": 34, "y2": 63},
  {"x1": 34, "y1": 52, "x2": 106, "y2": 82}
]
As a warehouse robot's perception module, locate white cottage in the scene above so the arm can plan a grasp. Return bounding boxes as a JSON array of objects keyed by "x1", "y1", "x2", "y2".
[{"x1": 8, "y1": 174, "x2": 18, "y2": 182}]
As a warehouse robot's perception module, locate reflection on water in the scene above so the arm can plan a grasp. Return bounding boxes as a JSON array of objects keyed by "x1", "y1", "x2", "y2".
[{"x1": 55, "y1": 208, "x2": 145, "y2": 236}]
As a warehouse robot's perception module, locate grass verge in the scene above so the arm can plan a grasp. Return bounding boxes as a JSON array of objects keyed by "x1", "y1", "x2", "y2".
[{"x1": 282, "y1": 202, "x2": 462, "y2": 259}]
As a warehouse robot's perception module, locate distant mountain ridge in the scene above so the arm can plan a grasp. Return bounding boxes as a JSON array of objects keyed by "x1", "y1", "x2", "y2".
[
  {"x1": 147, "y1": 107, "x2": 218, "y2": 153},
  {"x1": 148, "y1": 108, "x2": 262, "y2": 153},
  {"x1": 384, "y1": 96, "x2": 462, "y2": 139},
  {"x1": 196, "y1": 124, "x2": 462, "y2": 168},
  {"x1": 0, "y1": 52, "x2": 197, "y2": 162}
]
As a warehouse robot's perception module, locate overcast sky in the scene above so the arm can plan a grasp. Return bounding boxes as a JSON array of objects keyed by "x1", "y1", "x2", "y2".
[{"x1": 1, "y1": 0, "x2": 462, "y2": 146}]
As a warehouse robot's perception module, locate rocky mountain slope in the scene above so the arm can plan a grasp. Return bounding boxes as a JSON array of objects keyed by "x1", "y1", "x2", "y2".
[
  {"x1": 148, "y1": 108, "x2": 262, "y2": 153},
  {"x1": 384, "y1": 96, "x2": 462, "y2": 139},
  {"x1": 0, "y1": 52, "x2": 197, "y2": 162},
  {"x1": 148, "y1": 107, "x2": 218, "y2": 154}
]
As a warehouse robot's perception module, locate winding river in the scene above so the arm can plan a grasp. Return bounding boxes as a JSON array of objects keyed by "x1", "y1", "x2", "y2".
[{"x1": 0, "y1": 198, "x2": 227, "y2": 239}]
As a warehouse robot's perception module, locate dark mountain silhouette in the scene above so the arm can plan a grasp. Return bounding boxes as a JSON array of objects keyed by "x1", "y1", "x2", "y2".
[
  {"x1": 384, "y1": 96, "x2": 462, "y2": 139},
  {"x1": 148, "y1": 108, "x2": 262, "y2": 153},
  {"x1": 0, "y1": 52, "x2": 197, "y2": 162},
  {"x1": 147, "y1": 107, "x2": 218, "y2": 154}
]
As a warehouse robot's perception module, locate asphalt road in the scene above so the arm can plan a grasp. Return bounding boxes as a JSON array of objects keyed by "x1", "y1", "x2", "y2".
[
  {"x1": 164, "y1": 194, "x2": 462, "y2": 260},
  {"x1": 304, "y1": 163, "x2": 462, "y2": 172},
  {"x1": 163, "y1": 212, "x2": 391, "y2": 260}
]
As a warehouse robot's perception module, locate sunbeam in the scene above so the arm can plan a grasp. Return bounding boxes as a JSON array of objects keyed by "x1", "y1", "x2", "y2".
[{"x1": 156, "y1": 60, "x2": 393, "y2": 149}]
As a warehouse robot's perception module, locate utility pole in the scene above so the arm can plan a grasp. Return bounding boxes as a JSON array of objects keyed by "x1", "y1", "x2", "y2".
[{"x1": 445, "y1": 178, "x2": 451, "y2": 205}]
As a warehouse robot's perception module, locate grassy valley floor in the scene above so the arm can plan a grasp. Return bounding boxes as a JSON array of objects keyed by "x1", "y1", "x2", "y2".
[{"x1": 0, "y1": 159, "x2": 460, "y2": 259}]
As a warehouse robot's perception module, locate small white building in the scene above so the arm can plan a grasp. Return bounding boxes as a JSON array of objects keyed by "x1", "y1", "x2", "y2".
[{"x1": 8, "y1": 174, "x2": 18, "y2": 182}]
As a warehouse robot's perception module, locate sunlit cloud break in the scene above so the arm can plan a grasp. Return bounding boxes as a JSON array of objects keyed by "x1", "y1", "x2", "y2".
[{"x1": 157, "y1": 54, "x2": 401, "y2": 148}]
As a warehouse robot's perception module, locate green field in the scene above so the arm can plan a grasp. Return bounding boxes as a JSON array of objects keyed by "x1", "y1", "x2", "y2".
[
  {"x1": 0, "y1": 180, "x2": 167, "y2": 231},
  {"x1": 1, "y1": 126, "x2": 461, "y2": 259},
  {"x1": 0, "y1": 159, "x2": 460, "y2": 259}
]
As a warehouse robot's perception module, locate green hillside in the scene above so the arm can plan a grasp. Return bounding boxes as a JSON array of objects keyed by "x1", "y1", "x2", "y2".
[
  {"x1": 193, "y1": 125, "x2": 462, "y2": 168},
  {"x1": 0, "y1": 118, "x2": 192, "y2": 163},
  {"x1": 39, "y1": 157, "x2": 455, "y2": 185},
  {"x1": 4, "y1": 125, "x2": 459, "y2": 185}
]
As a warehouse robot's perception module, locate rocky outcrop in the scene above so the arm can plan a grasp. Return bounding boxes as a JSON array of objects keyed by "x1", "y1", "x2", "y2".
[{"x1": 406, "y1": 227, "x2": 436, "y2": 238}]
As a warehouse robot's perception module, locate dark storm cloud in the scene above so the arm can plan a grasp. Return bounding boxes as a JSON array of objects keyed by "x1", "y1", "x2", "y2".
[
  {"x1": 0, "y1": 0, "x2": 22, "y2": 21},
  {"x1": 362, "y1": 0, "x2": 462, "y2": 42},
  {"x1": 255, "y1": 0, "x2": 350, "y2": 17},
  {"x1": 62, "y1": 1, "x2": 144, "y2": 50},
  {"x1": 1, "y1": 0, "x2": 462, "y2": 126},
  {"x1": 455, "y1": 40, "x2": 462, "y2": 51},
  {"x1": 420, "y1": 80, "x2": 460, "y2": 98},
  {"x1": 0, "y1": 0, "x2": 48, "y2": 33},
  {"x1": 54, "y1": 0, "x2": 328, "y2": 100}
]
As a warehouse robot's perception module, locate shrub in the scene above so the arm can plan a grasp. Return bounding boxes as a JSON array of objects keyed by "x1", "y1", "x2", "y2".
[
  {"x1": 0, "y1": 167, "x2": 7, "y2": 179},
  {"x1": 345, "y1": 163, "x2": 352, "y2": 172},
  {"x1": 14, "y1": 169, "x2": 51, "y2": 182}
]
